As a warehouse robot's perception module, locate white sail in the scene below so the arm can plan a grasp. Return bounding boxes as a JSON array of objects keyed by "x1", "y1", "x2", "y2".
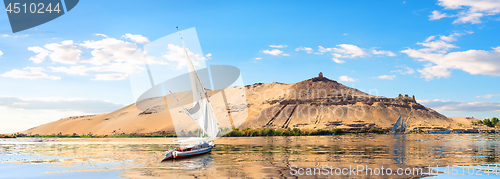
[
  {"x1": 400, "y1": 118, "x2": 405, "y2": 132},
  {"x1": 392, "y1": 116, "x2": 401, "y2": 133},
  {"x1": 177, "y1": 27, "x2": 220, "y2": 140}
]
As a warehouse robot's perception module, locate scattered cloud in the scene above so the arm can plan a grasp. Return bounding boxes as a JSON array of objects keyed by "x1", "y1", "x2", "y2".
[
  {"x1": 21, "y1": 33, "x2": 187, "y2": 81},
  {"x1": 28, "y1": 40, "x2": 81, "y2": 64},
  {"x1": 254, "y1": 57, "x2": 262, "y2": 60},
  {"x1": 332, "y1": 58, "x2": 345, "y2": 64},
  {"x1": 262, "y1": 49, "x2": 290, "y2": 56},
  {"x1": 431, "y1": 0, "x2": 500, "y2": 24},
  {"x1": 27, "y1": 46, "x2": 49, "y2": 63},
  {"x1": 79, "y1": 37, "x2": 137, "y2": 65},
  {"x1": 122, "y1": 33, "x2": 150, "y2": 44},
  {"x1": 0, "y1": 50, "x2": 3, "y2": 57},
  {"x1": 424, "y1": 36, "x2": 436, "y2": 42},
  {"x1": 401, "y1": 32, "x2": 500, "y2": 80},
  {"x1": 161, "y1": 44, "x2": 208, "y2": 69},
  {"x1": 0, "y1": 96, "x2": 124, "y2": 114},
  {"x1": 377, "y1": 75, "x2": 396, "y2": 80},
  {"x1": 391, "y1": 65, "x2": 415, "y2": 75},
  {"x1": 269, "y1": 44, "x2": 287, "y2": 48},
  {"x1": 342, "y1": 33, "x2": 348, "y2": 36},
  {"x1": 319, "y1": 44, "x2": 367, "y2": 58},
  {"x1": 317, "y1": 44, "x2": 368, "y2": 64},
  {"x1": 338, "y1": 75, "x2": 357, "y2": 82},
  {"x1": 0, "y1": 67, "x2": 61, "y2": 80},
  {"x1": 419, "y1": 99, "x2": 500, "y2": 112},
  {"x1": 372, "y1": 49, "x2": 396, "y2": 57},
  {"x1": 206, "y1": 53, "x2": 212, "y2": 59},
  {"x1": 93, "y1": 33, "x2": 108, "y2": 38},
  {"x1": 1, "y1": 34, "x2": 28, "y2": 38},
  {"x1": 429, "y1": 10, "x2": 452, "y2": 20},
  {"x1": 439, "y1": 32, "x2": 466, "y2": 42},
  {"x1": 476, "y1": 94, "x2": 500, "y2": 99},
  {"x1": 295, "y1": 47, "x2": 314, "y2": 53},
  {"x1": 92, "y1": 73, "x2": 129, "y2": 81}
]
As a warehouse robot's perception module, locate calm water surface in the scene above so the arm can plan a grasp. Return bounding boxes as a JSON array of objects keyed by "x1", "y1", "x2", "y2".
[{"x1": 1, "y1": 134, "x2": 499, "y2": 178}]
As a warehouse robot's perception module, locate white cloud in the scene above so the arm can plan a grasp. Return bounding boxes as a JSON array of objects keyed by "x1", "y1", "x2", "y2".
[
  {"x1": 122, "y1": 33, "x2": 150, "y2": 44},
  {"x1": 262, "y1": 49, "x2": 290, "y2": 56},
  {"x1": 28, "y1": 40, "x2": 82, "y2": 64},
  {"x1": 48, "y1": 66, "x2": 90, "y2": 76},
  {"x1": 342, "y1": 33, "x2": 348, "y2": 36},
  {"x1": 319, "y1": 44, "x2": 367, "y2": 58},
  {"x1": 439, "y1": 32, "x2": 466, "y2": 42},
  {"x1": 92, "y1": 73, "x2": 129, "y2": 81},
  {"x1": 332, "y1": 58, "x2": 345, "y2": 64},
  {"x1": 0, "y1": 50, "x2": 3, "y2": 57},
  {"x1": 79, "y1": 37, "x2": 137, "y2": 65},
  {"x1": 424, "y1": 36, "x2": 436, "y2": 42},
  {"x1": 254, "y1": 57, "x2": 262, "y2": 60},
  {"x1": 1, "y1": 34, "x2": 28, "y2": 38},
  {"x1": 269, "y1": 44, "x2": 287, "y2": 48},
  {"x1": 338, "y1": 75, "x2": 357, "y2": 82},
  {"x1": 295, "y1": 47, "x2": 314, "y2": 53},
  {"x1": 27, "y1": 46, "x2": 50, "y2": 63},
  {"x1": 21, "y1": 33, "x2": 206, "y2": 81},
  {"x1": 429, "y1": 10, "x2": 451, "y2": 20},
  {"x1": 391, "y1": 66, "x2": 415, "y2": 75},
  {"x1": 46, "y1": 40, "x2": 82, "y2": 64},
  {"x1": 162, "y1": 44, "x2": 208, "y2": 69},
  {"x1": 0, "y1": 96, "x2": 124, "y2": 114},
  {"x1": 93, "y1": 33, "x2": 108, "y2": 38},
  {"x1": 378, "y1": 75, "x2": 396, "y2": 80},
  {"x1": 432, "y1": 0, "x2": 500, "y2": 24},
  {"x1": 372, "y1": 49, "x2": 396, "y2": 56},
  {"x1": 401, "y1": 33, "x2": 500, "y2": 80},
  {"x1": 49, "y1": 63, "x2": 144, "y2": 79},
  {"x1": 419, "y1": 99, "x2": 500, "y2": 112},
  {"x1": 476, "y1": 94, "x2": 499, "y2": 99},
  {"x1": 0, "y1": 67, "x2": 60, "y2": 80}
]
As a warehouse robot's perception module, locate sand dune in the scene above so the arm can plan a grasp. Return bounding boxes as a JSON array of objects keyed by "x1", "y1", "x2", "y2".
[{"x1": 22, "y1": 73, "x2": 458, "y2": 135}]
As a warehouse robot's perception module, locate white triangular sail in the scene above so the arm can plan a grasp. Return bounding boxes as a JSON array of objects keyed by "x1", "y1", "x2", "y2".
[
  {"x1": 392, "y1": 116, "x2": 401, "y2": 133},
  {"x1": 400, "y1": 118, "x2": 405, "y2": 132},
  {"x1": 177, "y1": 27, "x2": 219, "y2": 140}
]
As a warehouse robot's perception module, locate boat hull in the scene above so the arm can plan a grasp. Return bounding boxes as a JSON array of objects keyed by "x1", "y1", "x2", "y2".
[
  {"x1": 426, "y1": 130, "x2": 451, "y2": 134},
  {"x1": 162, "y1": 145, "x2": 214, "y2": 162}
]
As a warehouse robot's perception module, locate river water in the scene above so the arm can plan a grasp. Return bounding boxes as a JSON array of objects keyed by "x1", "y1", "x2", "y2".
[{"x1": 0, "y1": 134, "x2": 499, "y2": 178}]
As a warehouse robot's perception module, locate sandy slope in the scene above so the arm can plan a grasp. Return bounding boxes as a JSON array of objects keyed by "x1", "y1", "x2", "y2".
[{"x1": 22, "y1": 74, "x2": 458, "y2": 135}]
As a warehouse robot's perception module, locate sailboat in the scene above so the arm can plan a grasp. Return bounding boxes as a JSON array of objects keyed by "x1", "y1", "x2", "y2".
[
  {"x1": 161, "y1": 27, "x2": 220, "y2": 161},
  {"x1": 391, "y1": 116, "x2": 406, "y2": 134}
]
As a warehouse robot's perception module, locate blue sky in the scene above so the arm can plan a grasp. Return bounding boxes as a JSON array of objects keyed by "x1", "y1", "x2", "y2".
[{"x1": 1, "y1": 0, "x2": 500, "y2": 133}]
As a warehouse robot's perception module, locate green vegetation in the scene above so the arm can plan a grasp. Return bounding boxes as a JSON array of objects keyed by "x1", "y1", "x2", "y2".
[
  {"x1": 2, "y1": 127, "x2": 389, "y2": 138},
  {"x1": 0, "y1": 133, "x2": 177, "y2": 138},
  {"x1": 223, "y1": 127, "x2": 384, "y2": 137},
  {"x1": 458, "y1": 123, "x2": 462, "y2": 127},
  {"x1": 0, "y1": 134, "x2": 16, "y2": 138},
  {"x1": 481, "y1": 117, "x2": 499, "y2": 127}
]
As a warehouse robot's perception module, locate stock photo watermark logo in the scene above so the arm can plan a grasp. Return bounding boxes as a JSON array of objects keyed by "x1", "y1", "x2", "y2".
[
  {"x1": 3, "y1": 0, "x2": 79, "y2": 33},
  {"x1": 129, "y1": 28, "x2": 248, "y2": 138}
]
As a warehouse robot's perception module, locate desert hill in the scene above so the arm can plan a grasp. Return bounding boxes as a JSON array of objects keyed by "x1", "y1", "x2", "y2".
[{"x1": 21, "y1": 73, "x2": 455, "y2": 135}]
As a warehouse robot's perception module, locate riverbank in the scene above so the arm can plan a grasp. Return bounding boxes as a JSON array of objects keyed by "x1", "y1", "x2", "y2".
[{"x1": 2, "y1": 127, "x2": 387, "y2": 138}]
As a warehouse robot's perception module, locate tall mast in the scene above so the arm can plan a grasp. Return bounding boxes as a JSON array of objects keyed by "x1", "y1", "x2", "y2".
[{"x1": 176, "y1": 27, "x2": 209, "y2": 100}]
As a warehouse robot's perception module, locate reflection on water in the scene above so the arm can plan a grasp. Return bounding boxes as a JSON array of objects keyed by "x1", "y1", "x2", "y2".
[{"x1": 0, "y1": 135, "x2": 499, "y2": 178}]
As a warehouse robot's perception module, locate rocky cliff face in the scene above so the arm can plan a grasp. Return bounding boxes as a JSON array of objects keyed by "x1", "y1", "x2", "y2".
[{"x1": 241, "y1": 73, "x2": 452, "y2": 130}]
